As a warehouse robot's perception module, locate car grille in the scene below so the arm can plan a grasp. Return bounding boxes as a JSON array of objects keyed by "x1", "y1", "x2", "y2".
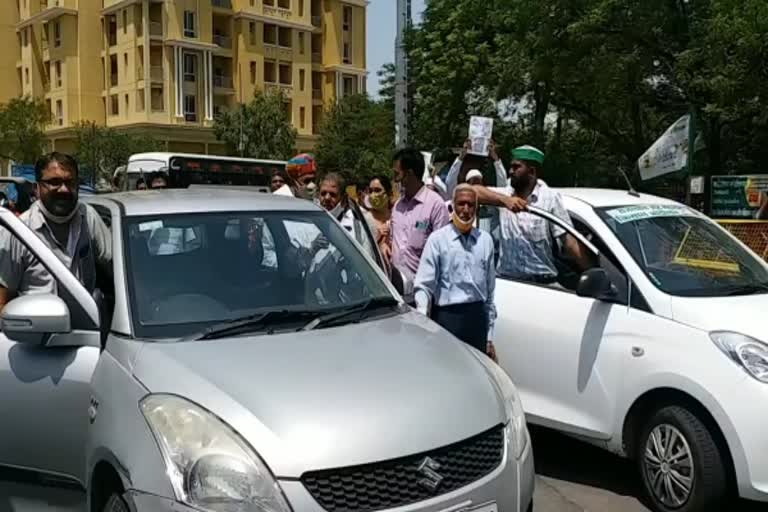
[{"x1": 300, "y1": 425, "x2": 505, "y2": 512}]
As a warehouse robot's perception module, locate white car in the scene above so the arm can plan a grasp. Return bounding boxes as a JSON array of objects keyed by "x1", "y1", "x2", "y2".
[{"x1": 495, "y1": 188, "x2": 768, "y2": 512}]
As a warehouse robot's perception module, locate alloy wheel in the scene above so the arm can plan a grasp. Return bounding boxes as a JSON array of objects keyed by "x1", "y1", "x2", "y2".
[{"x1": 644, "y1": 423, "x2": 694, "y2": 509}]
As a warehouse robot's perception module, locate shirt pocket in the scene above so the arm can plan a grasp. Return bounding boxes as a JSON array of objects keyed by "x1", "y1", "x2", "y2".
[{"x1": 407, "y1": 222, "x2": 430, "y2": 253}]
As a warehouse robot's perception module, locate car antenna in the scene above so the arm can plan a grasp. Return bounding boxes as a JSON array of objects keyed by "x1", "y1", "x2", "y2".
[{"x1": 618, "y1": 166, "x2": 641, "y2": 197}]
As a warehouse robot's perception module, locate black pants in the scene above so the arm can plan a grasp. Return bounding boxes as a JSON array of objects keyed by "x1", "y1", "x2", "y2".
[{"x1": 431, "y1": 301, "x2": 488, "y2": 353}]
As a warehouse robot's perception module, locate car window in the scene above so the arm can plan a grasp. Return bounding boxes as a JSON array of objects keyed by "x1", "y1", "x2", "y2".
[
  {"x1": 597, "y1": 205, "x2": 768, "y2": 297},
  {"x1": 124, "y1": 211, "x2": 394, "y2": 338}
]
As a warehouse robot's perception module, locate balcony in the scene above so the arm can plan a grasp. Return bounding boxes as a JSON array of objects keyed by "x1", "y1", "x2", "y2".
[
  {"x1": 213, "y1": 75, "x2": 234, "y2": 90},
  {"x1": 212, "y1": 0, "x2": 232, "y2": 8},
  {"x1": 150, "y1": 66, "x2": 163, "y2": 82},
  {"x1": 149, "y1": 21, "x2": 163, "y2": 37},
  {"x1": 311, "y1": 16, "x2": 322, "y2": 28},
  {"x1": 213, "y1": 35, "x2": 232, "y2": 49},
  {"x1": 266, "y1": 83, "x2": 292, "y2": 98},
  {"x1": 263, "y1": 5, "x2": 291, "y2": 20}
]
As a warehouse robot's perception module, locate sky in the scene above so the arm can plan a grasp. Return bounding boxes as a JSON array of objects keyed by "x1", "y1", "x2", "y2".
[{"x1": 366, "y1": 0, "x2": 427, "y2": 98}]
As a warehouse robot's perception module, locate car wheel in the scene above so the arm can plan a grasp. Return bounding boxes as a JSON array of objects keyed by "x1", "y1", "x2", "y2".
[
  {"x1": 637, "y1": 405, "x2": 728, "y2": 512},
  {"x1": 103, "y1": 494, "x2": 130, "y2": 512}
]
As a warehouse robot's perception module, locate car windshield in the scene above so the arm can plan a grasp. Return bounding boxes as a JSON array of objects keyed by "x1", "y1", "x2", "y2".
[
  {"x1": 124, "y1": 210, "x2": 394, "y2": 338},
  {"x1": 597, "y1": 204, "x2": 768, "y2": 297}
]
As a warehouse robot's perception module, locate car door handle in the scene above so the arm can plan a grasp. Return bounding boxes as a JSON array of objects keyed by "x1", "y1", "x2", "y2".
[{"x1": 631, "y1": 347, "x2": 644, "y2": 357}]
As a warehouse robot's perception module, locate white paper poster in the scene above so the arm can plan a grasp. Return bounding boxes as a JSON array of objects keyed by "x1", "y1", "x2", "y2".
[
  {"x1": 468, "y1": 116, "x2": 494, "y2": 156},
  {"x1": 638, "y1": 115, "x2": 691, "y2": 181}
]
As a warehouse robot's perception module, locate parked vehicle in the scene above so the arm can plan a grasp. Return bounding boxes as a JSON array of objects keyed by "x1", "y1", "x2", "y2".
[
  {"x1": 495, "y1": 188, "x2": 768, "y2": 512},
  {"x1": 119, "y1": 152, "x2": 286, "y2": 191},
  {"x1": 0, "y1": 189, "x2": 534, "y2": 512}
]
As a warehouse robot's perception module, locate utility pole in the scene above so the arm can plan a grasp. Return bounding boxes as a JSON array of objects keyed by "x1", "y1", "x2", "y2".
[{"x1": 394, "y1": 0, "x2": 411, "y2": 148}]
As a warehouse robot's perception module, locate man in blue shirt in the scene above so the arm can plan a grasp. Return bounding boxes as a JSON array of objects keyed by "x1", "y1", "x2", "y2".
[{"x1": 414, "y1": 184, "x2": 497, "y2": 361}]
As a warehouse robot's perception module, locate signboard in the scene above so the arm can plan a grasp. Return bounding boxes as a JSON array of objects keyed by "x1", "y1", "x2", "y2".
[
  {"x1": 639, "y1": 115, "x2": 691, "y2": 181},
  {"x1": 689, "y1": 176, "x2": 705, "y2": 195},
  {"x1": 711, "y1": 175, "x2": 768, "y2": 218},
  {"x1": 468, "y1": 116, "x2": 494, "y2": 156}
]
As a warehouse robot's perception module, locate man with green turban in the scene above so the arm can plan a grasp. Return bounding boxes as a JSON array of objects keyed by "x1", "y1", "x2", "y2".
[{"x1": 472, "y1": 144, "x2": 592, "y2": 284}]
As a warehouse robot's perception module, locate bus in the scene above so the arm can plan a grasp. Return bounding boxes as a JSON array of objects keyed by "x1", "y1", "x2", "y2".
[{"x1": 119, "y1": 153, "x2": 287, "y2": 191}]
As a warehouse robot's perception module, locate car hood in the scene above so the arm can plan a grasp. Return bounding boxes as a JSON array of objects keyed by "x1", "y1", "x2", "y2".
[
  {"x1": 133, "y1": 311, "x2": 505, "y2": 477},
  {"x1": 671, "y1": 294, "x2": 768, "y2": 342}
]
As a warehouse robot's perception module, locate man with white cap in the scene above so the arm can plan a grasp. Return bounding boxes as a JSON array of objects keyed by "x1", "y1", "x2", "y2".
[
  {"x1": 473, "y1": 144, "x2": 591, "y2": 284},
  {"x1": 414, "y1": 184, "x2": 497, "y2": 361}
]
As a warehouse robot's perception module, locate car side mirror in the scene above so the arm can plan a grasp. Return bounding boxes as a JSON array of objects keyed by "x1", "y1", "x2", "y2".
[
  {"x1": 577, "y1": 268, "x2": 618, "y2": 301},
  {"x1": 1, "y1": 294, "x2": 71, "y2": 345}
]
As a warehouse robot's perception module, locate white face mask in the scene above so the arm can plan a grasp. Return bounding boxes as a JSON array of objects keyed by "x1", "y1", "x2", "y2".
[{"x1": 39, "y1": 198, "x2": 79, "y2": 224}]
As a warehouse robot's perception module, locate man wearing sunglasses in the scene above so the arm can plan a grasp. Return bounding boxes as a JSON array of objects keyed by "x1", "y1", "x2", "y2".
[{"x1": 0, "y1": 152, "x2": 112, "y2": 309}]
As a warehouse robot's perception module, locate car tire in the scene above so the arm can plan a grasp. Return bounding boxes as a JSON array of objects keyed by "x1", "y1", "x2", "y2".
[
  {"x1": 103, "y1": 494, "x2": 130, "y2": 512},
  {"x1": 637, "y1": 405, "x2": 728, "y2": 512}
]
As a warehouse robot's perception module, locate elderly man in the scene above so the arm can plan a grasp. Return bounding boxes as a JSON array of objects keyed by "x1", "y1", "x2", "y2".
[
  {"x1": 473, "y1": 145, "x2": 591, "y2": 284},
  {"x1": 0, "y1": 152, "x2": 112, "y2": 310},
  {"x1": 318, "y1": 173, "x2": 376, "y2": 258},
  {"x1": 414, "y1": 184, "x2": 497, "y2": 360}
]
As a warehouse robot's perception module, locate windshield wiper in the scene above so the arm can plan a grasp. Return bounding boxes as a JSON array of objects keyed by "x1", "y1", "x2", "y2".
[
  {"x1": 187, "y1": 309, "x2": 318, "y2": 341},
  {"x1": 301, "y1": 297, "x2": 400, "y2": 331},
  {"x1": 722, "y1": 283, "x2": 768, "y2": 296}
]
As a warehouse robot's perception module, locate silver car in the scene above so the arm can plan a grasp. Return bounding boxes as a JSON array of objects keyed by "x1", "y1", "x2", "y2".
[{"x1": 0, "y1": 189, "x2": 534, "y2": 512}]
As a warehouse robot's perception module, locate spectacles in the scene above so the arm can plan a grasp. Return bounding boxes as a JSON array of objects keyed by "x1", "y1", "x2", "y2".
[{"x1": 39, "y1": 178, "x2": 77, "y2": 190}]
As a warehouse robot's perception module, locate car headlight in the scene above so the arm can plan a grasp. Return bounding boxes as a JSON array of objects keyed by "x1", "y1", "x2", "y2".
[
  {"x1": 140, "y1": 394, "x2": 292, "y2": 512},
  {"x1": 711, "y1": 331, "x2": 768, "y2": 383},
  {"x1": 474, "y1": 355, "x2": 528, "y2": 459}
]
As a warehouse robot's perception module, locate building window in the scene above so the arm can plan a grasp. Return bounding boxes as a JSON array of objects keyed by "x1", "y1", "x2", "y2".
[
  {"x1": 21, "y1": 29, "x2": 27, "y2": 47},
  {"x1": 184, "y1": 95, "x2": 197, "y2": 121},
  {"x1": 263, "y1": 0, "x2": 274, "y2": 5},
  {"x1": 124, "y1": 94, "x2": 129, "y2": 114},
  {"x1": 46, "y1": 99, "x2": 52, "y2": 119},
  {"x1": 343, "y1": 6, "x2": 352, "y2": 31},
  {"x1": 183, "y1": 10, "x2": 197, "y2": 38},
  {"x1": 278, "y1": 27, "x2": 291, "y2": 48},
  {"x1": 24, "y1": 68, "x2": 29, "y2": 85},
  {"x1": 55, "y1": 100, "x2": 63, "y2": 126},
  {"x1": 343, "y1": 42, "x2": 351, "y2": 64},
  {"x1": 123, "y1": 9, "x2": 127, "y2": 34},
  {"x1": 342, "y1": 74, "x2": 356, "y2": 96},
  {"x1": 264, "y1": 61, "x2": 276, "y2": 83},
  {"x1": 283, "y1": 100, "x2": 292, "y2": 123},
  {"x1": 299, "y1": 0, "x2": 304, "y2": 16},
  {"x1": 107, "y1": 16, "x2": 117, "y2": 46},
  {"x1": 183, "y1": 53, "x2": 196, "y2": 82},
  {"x1": 110, "y1": 54, "x2": 118, "y2": 86},
  {"x1": 124, "y1": 53, "x2": 129, "y2": 78},
  {"x1": 110, "y1": 94, "x2": 119, "y2": 116},
  {"x1": 151, "y1": 86, "x2": 164, "y2": 111},
  {"x1": 299, "y1": 106, "x2": 305, "y2": 129},
  {"x1": 279, "y1": 63, "x2": 291, "y2": 85},
  {"x1": 55, "y1": 61, "x2": 62, "y2": 87},
  {"x1": 250, "y1": 61, "x2": 256, "y2": 84},
  {"x1": 299, "y1": 69, "x2": 305, "y2": 91},
  {"x1": 53, "y1": 20, "x2": 61, "y2": 47},
  {"x1": 263, "y1": 24, "x2": 277, "y2": 46},
  {"x1": 298, "y1": 32, "x2": 305, "y2": 54},
  {"x1": 277, "y1": 0, "x2": 290, "y2": 9},
  {"x1": 137, "y1": 89, "x2": 145, "y2": 112},
  {"x1": 249, "y1": 22, "x2": 256, "y2": 45}
]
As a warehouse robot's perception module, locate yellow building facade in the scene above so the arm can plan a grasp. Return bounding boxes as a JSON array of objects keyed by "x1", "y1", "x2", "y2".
[{"x1": 5, "y1": 0, "x2": 367, "y2": 155}]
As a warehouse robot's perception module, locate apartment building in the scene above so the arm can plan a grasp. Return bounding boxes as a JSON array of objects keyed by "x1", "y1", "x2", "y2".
[{"x1": 5, "y1": 0, "x2": 367, "y2": 155}]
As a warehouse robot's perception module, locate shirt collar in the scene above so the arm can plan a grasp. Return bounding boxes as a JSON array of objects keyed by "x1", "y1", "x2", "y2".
[{"x1": 28, "y1": 201, "x2": 84, "y2": 235}]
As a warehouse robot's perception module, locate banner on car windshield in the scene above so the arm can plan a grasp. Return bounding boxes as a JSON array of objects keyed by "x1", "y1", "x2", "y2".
[{"x1": 711, "y1": 175, "x2": 768, "y2": 218}]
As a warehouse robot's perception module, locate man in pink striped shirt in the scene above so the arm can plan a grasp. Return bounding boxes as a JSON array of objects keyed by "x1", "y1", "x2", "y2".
[{"x1": 391, "y1": 148, "x2": 450, "y2": 286}]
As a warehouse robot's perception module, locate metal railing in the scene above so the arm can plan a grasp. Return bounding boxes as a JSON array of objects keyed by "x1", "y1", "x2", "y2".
[
  {"x1": 213, "y1": 75, "x2": 233, "y2": 89},
  {"x1": 213, "y1": 34, "x2": 232, "y2": 48}
]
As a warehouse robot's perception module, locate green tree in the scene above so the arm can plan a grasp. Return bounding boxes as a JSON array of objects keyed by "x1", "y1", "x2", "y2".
[
  {"x1": 315, "y1": 94, "x2": 394, "y2": 181},
  {"x1": 74, "y1": 121, "x2": 162, "y2": 185},
  {"x1": 0, "y1": 97, "x2": 50, "y2": 164},
  {"x1": 377, "y1": 63, "x2": 396, "y2": 109},
  {"x1": 213, "y1": 90, "x2": 297, "y2": 159}
]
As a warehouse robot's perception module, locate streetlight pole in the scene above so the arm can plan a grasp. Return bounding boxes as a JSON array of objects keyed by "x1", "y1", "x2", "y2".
[{"x1": 395, "y1": 0, "x2": 411, "y2": 148}]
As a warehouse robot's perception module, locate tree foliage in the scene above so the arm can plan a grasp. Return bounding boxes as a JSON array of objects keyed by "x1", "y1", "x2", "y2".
[
  {"x1": 407, "y1": 0, "x2": 768, "y2": 191},
  {"x1": 0, "y1": 97, "x2": 50, "y2": 164},
  {"x1": 213, "y1": 90, "x2": 297, "y2": 160},
  {"x1": 315, "y1": 93, "x2": 394, "y2": 181},
  {"x1": 74, "y1": 121, "x2": 162, "y2": 185}
]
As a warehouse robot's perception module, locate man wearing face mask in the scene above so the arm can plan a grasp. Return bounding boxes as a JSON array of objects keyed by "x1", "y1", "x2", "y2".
[
  {"x1": 274, "y1": 153, "x2": 318, "y2": 200},
  {"x1": 317, "y1": 173, "x2": 376, "y2": 259},
  {"x1": 414, "y1": 184, "x2": 497, "y2": 361},
  {"x1": 473, "y1": 145, "x2": 591, "y2": 284},
  {"x1": 0, "y1": 152, "x2": 112, "y2": 310}
]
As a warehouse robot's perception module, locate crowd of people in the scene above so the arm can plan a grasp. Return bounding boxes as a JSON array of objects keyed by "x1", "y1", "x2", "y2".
[
  {"x1": 0, "y1": 144, "x2": 587, "y2": 363},
  {"x1": 265, "y1": 142, "x2": 592, "y2": 361}
]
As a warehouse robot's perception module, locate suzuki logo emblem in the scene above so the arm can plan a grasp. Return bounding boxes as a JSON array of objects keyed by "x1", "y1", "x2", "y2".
[{"x1": 417, "y1": 457, "x2": 444, "y2": 492}]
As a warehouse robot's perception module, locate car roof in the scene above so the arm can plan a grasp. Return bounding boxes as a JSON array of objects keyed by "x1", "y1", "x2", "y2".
[
  {"x1": 554, "y1": 188, "x2": 682, "y2": 208},
  {"x1": 86, "y1": 188, "x2": 321, "y2": 216}
]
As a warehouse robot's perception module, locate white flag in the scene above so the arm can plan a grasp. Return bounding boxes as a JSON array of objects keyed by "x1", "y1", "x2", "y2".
[{"x1": 638, "y1": 115, "x2": 691, "y2": 181}]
